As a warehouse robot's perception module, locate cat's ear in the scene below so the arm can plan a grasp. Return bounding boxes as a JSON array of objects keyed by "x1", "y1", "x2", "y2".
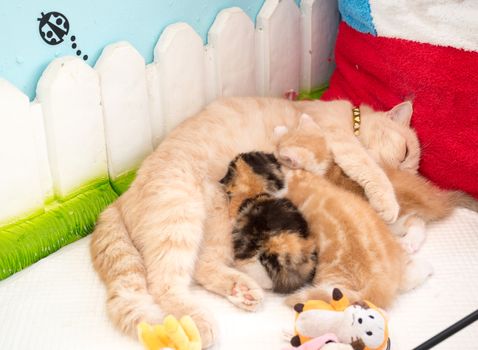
[
  {"x1": 298, "y1": 113, "x2": 317, "y2": 129},
  {"x1": 387, "y1": 101, "x2": 413, "y2": 126},
  {"x1": 273, "y1": 125, "x2": 289, "y2": 140},
  {"x1": 298, "y1": 113, "x2": 324, "y2": 136},
  {"x1": 219, "y1": 165, "x2": 235, "y2": 185}
]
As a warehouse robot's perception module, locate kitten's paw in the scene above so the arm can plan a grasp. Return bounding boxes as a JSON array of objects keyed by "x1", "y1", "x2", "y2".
[
  {"x1": 401, "y1": 257, "x2": 434, "y2": 292},
  {"x1": 227, "y1": 276, "x2": 264, "y2": 311},
  {"x1": 285, "y1": 290, "x2": 307, "y2": 307},
  {"x1": 400, "y1": 225, "x2": 426, "y2": 254},
  {"x1": 389, "y1": 215, "x2": 408, "y2": 237},
  {"x1": 190, "y1": 311, "x2": 216, "y2": 349},
  {"x1": 369, "y1": 191, "x2": 399, "y2": 224}
]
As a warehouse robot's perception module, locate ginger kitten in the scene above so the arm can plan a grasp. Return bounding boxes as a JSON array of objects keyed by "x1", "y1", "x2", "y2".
[
  {"x1": 274, "y1": 114, "x2": 432, "y2": 307},
  {"x1": 220, "y1": 152, "x2": 317, "y2": 294}
]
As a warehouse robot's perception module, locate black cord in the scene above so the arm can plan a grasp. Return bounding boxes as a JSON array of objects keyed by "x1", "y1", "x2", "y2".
[{"x1": 413, "y1": 309, "x2": 478, "y2": 350}]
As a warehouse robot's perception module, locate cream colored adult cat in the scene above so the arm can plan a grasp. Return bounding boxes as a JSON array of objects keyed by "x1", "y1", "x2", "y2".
[{"x1": 90, "y1": 97, "x2": 410, "y2": 346}]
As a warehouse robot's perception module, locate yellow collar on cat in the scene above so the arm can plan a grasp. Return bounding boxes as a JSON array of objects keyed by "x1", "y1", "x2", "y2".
[{"x1": 352, "y1": 107, "x2": 361, "y2": 136}]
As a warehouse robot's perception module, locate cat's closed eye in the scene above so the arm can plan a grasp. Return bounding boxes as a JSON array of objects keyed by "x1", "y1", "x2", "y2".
[
  {"x1": 279, "y1": 153, "x2": 300, "y2": 169},
  {"x1": 281, "y1": 155, "x2": 294, "y2": 166},
  {"x1": 399, "y1": 143, "x2": 409, "y2": 163},
  {"x1": 403, "y1": 145, "x2": 409, "y2": 161}
]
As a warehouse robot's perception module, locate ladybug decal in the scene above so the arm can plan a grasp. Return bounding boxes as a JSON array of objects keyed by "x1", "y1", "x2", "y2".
[
  {"x1": 38, "y1": 11, "x2": 69, "y2": 45},
  {"x1": 37, "y1": 11, "x2": 89, "y2": 61}
]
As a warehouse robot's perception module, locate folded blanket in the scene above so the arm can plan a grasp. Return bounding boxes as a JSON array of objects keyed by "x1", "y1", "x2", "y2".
[{"x1": 322, "y1": 0, "x2": 478, "y2": 199}]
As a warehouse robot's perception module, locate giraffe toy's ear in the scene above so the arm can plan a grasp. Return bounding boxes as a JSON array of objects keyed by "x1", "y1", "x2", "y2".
[
  {"x1": 330, "y1": 288, "x2": 350, "y2": 311},
  {"x1": 294, "y1": 303, "x2": 305, "y2": 313}
]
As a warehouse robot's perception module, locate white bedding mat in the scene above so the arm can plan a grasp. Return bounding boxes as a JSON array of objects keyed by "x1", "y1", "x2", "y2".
[{"x1": 0, "y1": 209, "x2": 477, "y2": 350}]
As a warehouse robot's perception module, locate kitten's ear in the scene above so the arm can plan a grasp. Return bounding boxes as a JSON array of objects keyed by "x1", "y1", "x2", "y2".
[
  {"x1": 273, "y1": 125, "x2": 289, "y2": 140},
  {"x1": 219, "y1": 166, "x2": 235, "y2": 185},
  {"x1": 387, "y1": 101, "x2": 413, "y2": 126},
  {"x1": 298, "y1": 113, "x2": 322, "y2": 133},
  {"x1": 277, "y1": 147, "x2": 303, "y2": 169},
  {"x1": 298, "y1": 113, "x2": 317, "y2": 129}
]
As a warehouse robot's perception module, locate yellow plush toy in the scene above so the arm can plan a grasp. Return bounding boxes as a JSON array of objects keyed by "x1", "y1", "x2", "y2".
[{"x1": 137, "y1": 315, "x2": 201, "y2": 350}]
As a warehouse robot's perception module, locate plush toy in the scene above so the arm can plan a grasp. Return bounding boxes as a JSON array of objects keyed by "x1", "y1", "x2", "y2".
[
  {"x1": 291, "y1": 288, "x2": 390, "y2": 350},
  {"x1": 137, "y1": 315, "x2": 201, "y2": 350},
  {"x1": 283, "y1": 333, "x2": 354, "y2": 350}
]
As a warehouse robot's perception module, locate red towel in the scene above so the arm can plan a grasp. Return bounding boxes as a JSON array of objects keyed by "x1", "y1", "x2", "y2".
[{"x1": 322, "y1": 22, "x2": 478, "y2": 199}]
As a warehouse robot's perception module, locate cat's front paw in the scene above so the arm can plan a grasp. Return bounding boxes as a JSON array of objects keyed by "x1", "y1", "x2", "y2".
[
  {"x1": 226, "y1": 275, "x2": 264, "y2": 311},
  {"x1": 368, "y1": 190, "x2": 400, "y2": 224}
]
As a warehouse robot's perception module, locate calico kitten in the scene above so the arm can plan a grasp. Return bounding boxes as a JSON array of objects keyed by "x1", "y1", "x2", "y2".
[
  {"x1": 220, "y1": 152, "x2": 317, "y2": 294},
  {"x1": 273, "y1": 114, "x2": 432, "y2": 308},
  {"x1": 276, "y1": 113, "x2": 478, "y2": 253}
]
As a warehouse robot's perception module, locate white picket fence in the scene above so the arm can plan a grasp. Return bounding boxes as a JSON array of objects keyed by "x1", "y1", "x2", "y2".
[{"x1": 0, "y1": 0, "x2": 338, "y2": 226}]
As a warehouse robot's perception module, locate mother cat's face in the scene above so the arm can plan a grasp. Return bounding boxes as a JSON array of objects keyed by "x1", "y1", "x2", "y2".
[
  {"x1": 359, "y1": 102, "x2": 421, "y2": 173},
  {"x1": 275, "y1": 101, "x2": 421, "y2": 174}
]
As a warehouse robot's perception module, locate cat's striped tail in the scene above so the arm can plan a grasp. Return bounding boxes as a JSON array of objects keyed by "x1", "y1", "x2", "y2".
[{"x1": 90, "y1": 204, "x2": 164, "y2": 337}]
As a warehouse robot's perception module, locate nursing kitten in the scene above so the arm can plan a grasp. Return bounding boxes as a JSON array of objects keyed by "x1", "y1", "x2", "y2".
[
  {"x1": 273, "y1": 115, "x2": 432, "y2": 307},
  {"x1": 276, "y1": 111, "x2": 478, "y2": 253},
  {"x1": 91, "y1": 97, "x2": 413, "y2": 345},
  {"x1": 220, "y1": 152, "x2": 317, "y2": 294}
]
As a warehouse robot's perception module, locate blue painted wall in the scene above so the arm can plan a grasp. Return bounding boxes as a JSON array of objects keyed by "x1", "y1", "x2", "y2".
[{"x1": 0, "y1": 0, "x2": 271, "y2": 100}]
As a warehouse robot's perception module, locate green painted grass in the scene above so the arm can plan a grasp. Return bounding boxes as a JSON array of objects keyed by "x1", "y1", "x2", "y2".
[
  {"x1": 0, "y1": 206, "x2": 46, "y2": 230},
  {"x1": 299, "y1": 83, "x2": 329, "y2": 100},
  {"x1": 0, "y1": 180, "x2": 117, "y2": 280},
  {"x1": 111, "y1": 170, "x2": 137, "y2": 195},
  {"x1": 57, "y1": 176, "x2": 110, "y2": 202}
]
